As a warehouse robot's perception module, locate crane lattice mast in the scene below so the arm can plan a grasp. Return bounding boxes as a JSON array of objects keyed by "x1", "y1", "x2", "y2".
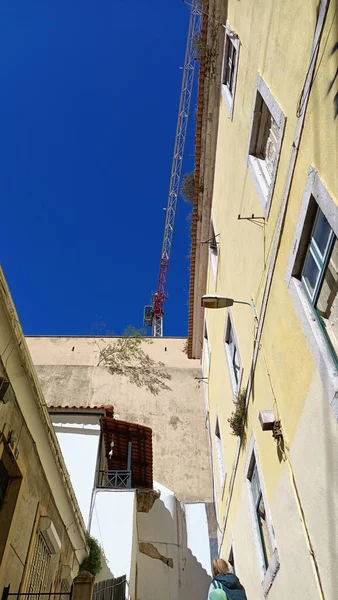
[{"x1": 143, "y1": 0, "x2": 202, "y2": 337}]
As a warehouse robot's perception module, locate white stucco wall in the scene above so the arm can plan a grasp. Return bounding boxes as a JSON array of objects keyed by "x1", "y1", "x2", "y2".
[
  {"x1": 54, "y1": 422, "x2": 100, "y2": 527},
  {"x1": 137, "y1": 484, "x2": 211, "y2": 600},
  {"x1": 52, "y1": 419, "x2": 136, "y2": 580},
  {"x1": 90, "y1": 490, "x2": 136, "y2": 581},
  {"x1": 184, "y1": 503, "x2": 211, "y2": 575}
]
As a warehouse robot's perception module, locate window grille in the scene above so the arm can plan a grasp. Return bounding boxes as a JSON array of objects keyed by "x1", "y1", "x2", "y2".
[{"x1": 27, "y1": 532, "x2": 51, "y2": 594}]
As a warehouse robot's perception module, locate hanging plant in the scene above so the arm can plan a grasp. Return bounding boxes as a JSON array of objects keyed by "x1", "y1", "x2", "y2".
[
  {"x1": 80, "y1": 534, "x2": 102, "y2": 577},
  {"x1": 181, "y1": 171, "x2": 195, "y2": 203},
  {"x1": 228, "y1": 388, "x2": 247, "y2": 437}
]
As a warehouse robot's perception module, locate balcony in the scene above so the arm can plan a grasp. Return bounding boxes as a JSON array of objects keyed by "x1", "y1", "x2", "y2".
[{"x1": 97, "y1": 470, "x2": 132, "y2": 490}]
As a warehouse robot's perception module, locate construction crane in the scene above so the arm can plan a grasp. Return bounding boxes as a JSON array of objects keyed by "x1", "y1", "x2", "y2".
[{"x1": 143, "y1": 0, "x2": 202, "y2": 337}]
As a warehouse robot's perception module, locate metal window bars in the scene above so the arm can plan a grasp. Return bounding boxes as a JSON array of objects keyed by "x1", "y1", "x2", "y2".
[{"x1": 1, "y1": 586, "x2": 72, "y2": 600}]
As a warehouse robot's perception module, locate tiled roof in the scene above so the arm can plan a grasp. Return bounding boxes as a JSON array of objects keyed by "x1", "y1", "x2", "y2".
[
  {"x1": 187, "y1": 1, "x2": 209, "y2": 359},
  {"x1": 102, "y1": 417, "x2": 153, "y2": 490},
  {"x1": 48, "y1": 405, "x2": 115, "y2": 418}
]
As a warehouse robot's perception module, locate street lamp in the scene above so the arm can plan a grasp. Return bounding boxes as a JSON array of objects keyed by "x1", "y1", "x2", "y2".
[{"x1": 201, "y1": 294, "x2": 257, "y2": 318}]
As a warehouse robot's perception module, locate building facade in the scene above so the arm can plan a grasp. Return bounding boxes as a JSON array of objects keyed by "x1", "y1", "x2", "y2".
[
  {"x1": 0, "y1": 269, "x2": 87, "y2": 597},
  {"x1": 188, "y1": 0, "x2": 338, "y2": 598},
  {"x1": 26, "y1": 336, "x2": 215, "y2": 599},
  {"x1": 26, "y1": 335, "x2": 212, "y2": 504},
  {"x1": 47, "y1": 406, "x2": 212, "y2": 600}
]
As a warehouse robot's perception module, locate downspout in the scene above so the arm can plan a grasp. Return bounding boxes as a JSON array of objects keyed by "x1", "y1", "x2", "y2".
[{"x1": 219, "y1": 0, "x2": 330, "y2": 587}]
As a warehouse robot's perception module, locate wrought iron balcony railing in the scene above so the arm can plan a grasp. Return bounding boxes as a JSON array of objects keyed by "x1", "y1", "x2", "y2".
[
  {"x1": 97, "y1": 470, "x2": 132, "y2": 489},
  {"x1": 1, "y1": 587, "x2": 72, "y2": 600}
]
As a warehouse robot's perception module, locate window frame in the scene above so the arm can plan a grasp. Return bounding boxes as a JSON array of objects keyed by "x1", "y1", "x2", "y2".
[
  {"x1": 286, "y1": 167, "x2": 338, "y2": 418},
  {"x1": 221, "y1": 23, "x2": 240, "y2": 119},
  {"x1": 227, "y1": 542, "x2": 236, "y2": 574},
  {"x1": 247, "y1": 74, "x2": 286, "y2": 218},
  {"x1": 224, "y1": 312, "x2": 243, "y2": 399},
  {"x1": 203, "y1": 321, "x2": 210, "y2": 378},
  {"x1": 245, "y1": 439, "x2": 280, "y2": 595},
  {"x1": 0, "y1": 440, "x2": 22, "y2": 564},
  {"x1": 300, "y1": 207, "x2": 337, "y2": 347},
  {"x1": 202, "y1": 320, "x2": 211, "y2": 413},
  {"x1": 0, "y1": 460, "x2": 9, "y2": 509}
]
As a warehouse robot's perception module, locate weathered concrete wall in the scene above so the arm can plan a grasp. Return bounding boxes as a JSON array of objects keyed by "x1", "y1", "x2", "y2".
[{"x1": 26, "y1": 337, "x2": 212, "y2": 503}]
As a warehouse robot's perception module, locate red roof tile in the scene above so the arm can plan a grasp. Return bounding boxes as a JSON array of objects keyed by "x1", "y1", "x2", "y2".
[{"x1": 102, "y1": 417, "x2": 153, "y2": 490}]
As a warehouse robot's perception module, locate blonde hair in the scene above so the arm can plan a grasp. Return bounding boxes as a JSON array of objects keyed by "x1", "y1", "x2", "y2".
[{"x1": 212, "y1": 558, "x2": 229, "y2": 578}]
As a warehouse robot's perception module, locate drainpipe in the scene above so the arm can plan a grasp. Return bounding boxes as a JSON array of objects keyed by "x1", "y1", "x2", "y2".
[{"x1": 219, "y1": 1, "x2": 330, "y2": 596}]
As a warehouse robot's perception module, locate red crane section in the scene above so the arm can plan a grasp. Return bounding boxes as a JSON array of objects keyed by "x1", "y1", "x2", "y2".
[{"x1": 143, "y1": 1, "x2": 201, "y2": 336}]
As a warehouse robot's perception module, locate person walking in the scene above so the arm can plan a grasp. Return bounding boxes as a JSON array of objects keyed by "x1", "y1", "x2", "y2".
[{"x1": 208, "y1": 558, "x2": 247, "y2": 600}]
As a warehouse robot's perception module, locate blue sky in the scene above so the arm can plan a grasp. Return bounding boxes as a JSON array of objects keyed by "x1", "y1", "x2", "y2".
[{"x1": 0, "y1": 0, "x2": 197, "y2": 336}]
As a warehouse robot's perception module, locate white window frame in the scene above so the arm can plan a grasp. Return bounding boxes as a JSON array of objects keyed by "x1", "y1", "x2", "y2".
[
  {"x1": 214, "y1": 416, "x2": 226, "y2": 492},
  {"x1": 285, "y1": 167, "x2": 338, "y2": 418},
  {"x1": 224, "y1": 311, "x2": 242, "y2": 399},
  {"x1": 245, "y1": 438, "x2": 280, "y2": 595},
  {"x1": 209, "y1": 217, "x2": 219, "y2": 285},
  {"x1": 221, "y1": 23, "x2": 240, "y2": 119},
  {"x1": 247, "y1": 74, "x2": 286, "y2": 217}
]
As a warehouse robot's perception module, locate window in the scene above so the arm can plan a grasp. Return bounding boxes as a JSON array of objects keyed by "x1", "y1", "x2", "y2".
[
  {"x1": 203, "y1": 323, "x2": 210, "y2": 377},
  {"x1": 250, "y1": 95, "x2": 278, "y2": 185},
  {"x1": 215, "y1": 417, "x2": 225, "y2": 490},
  {"x1": 224, "y1": 314, "x2": 242, "y2": 396},
  {"x1": 286, "y1": 169, "x2": 338, "y2": 416},
  {"x1": 27, "y1": 532, "x2": 51, "y2": 593},
  {"x1": 209, "y1": 220, "x2": 219, "y2": 283},
  {"x1": 300, "y1": 205, "x2": 338, "y2": 360},
  {"x1": 0, "y1": 443, "x2": 22, "y2": 564},
  {"x1": 245, "y1": 443, "x2": 279, "y2": 593},
  {"x1": 0, "y1": 461, "x2": 9, "y2": 509},
  {"x1": 247, "y1": 75, "x2": 285, "y2": 216},
  {"x1": 221, "y1": 24, "x2": 240, "y2": 118},
  {"x1": 248, "y1": 457, "x2": 273, "y2": 571},
  {"x1": 202, "y1": 323, "x2": 210, "y2": 412},
  {"x1": 228, "y1": 545, "x2": 236, "y2": 574}
]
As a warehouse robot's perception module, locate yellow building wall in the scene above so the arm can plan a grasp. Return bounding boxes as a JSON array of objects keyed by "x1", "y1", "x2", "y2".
[{"x1": 204, "y1": 0, "x2": 338, "y2": 596}]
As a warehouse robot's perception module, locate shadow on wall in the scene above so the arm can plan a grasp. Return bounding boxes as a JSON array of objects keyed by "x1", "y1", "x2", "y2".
[{"x1": 136, "y1": 490, "x2": 211, "y2": 600}]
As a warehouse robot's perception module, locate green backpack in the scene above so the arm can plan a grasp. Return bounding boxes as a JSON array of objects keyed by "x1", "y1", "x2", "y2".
[{"x1": 209, "y1": 588, "x2": 228, "y2": 600}]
